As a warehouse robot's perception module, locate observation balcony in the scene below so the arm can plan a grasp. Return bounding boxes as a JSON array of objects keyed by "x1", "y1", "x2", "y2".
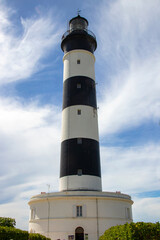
[{"x1": 62, "y1": 28, "x2": 96, "y2": 41}]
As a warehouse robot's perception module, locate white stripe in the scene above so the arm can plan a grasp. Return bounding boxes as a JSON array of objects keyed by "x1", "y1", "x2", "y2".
[
  {"x1": 61, "y1": 105, "x2": 99, "y2": 142},
  {"x1": 63, "y1": 50, "x2": 95, "y2": 81},
  {"x1": 59, "y1": 175, "x2": 102, "y2": 191}
]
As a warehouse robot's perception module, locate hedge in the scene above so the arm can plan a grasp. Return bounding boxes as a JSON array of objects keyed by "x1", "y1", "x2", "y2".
[
  {"x1": 29, "y1": 233, "x2": 51, "y2": 240},
  {"x1": 0, "y1": 226, "x2": 28, "y2": 240},
  {"x1": 0, "y1": 226, "x2": 51, "y2": 240},
  {"x1": 99, "y1": 222, "x2": 160, "y2": 240}
]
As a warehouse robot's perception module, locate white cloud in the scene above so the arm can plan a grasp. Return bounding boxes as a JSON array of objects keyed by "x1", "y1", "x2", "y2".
[
  {"x1": 0, "y1": 0, "x2": 62, "y2": 85},
  {"x1": 0, "y1": 96, "x2": 61, "y2": 206},
  {"x1": 101, "y1": 142, "x2": 160, "y2": 223},
  {"x1": 0, "y1": 176, "x2": 59, "y2": 230},
  {"x1": 0, "y1": 200, "x2": 29, "y2": 230},
  {"x1": 95, "y1": 0, "x2": 160, "y2": 136},
  {"x1": 101, "y1": 143, "x2": 160, "y2": 194},
  {"x1": 133, "y1": 197, "x2": 160, "y2": 223}
]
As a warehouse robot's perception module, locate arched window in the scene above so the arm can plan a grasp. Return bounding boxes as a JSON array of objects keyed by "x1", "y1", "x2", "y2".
[{"x1": 75, "y1": 227, "x2": 84, "y2": 240}]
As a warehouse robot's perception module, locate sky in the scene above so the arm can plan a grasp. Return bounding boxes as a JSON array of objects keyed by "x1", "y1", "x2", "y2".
[{"x1": 0, "y1": 0, "x2": 160, "y2": 231}]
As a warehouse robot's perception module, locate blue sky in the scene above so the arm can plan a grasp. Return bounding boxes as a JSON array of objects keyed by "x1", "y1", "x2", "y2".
[{"x1": 0, "y1": 0, "x2": 160, "y2": 231}]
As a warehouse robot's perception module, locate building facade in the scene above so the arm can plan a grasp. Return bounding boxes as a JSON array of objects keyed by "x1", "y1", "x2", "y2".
[
  {"x1": 28, "y1": 15, "x2": 133, "y2": 240},
  {"x1": 29, "y1": 191, "x2": 133, "y2": 240}
]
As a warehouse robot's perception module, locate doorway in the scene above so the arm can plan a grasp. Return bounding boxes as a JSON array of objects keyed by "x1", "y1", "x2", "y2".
[{"x1": 75, "y1": 227, "x2": 84, "y2": 240}]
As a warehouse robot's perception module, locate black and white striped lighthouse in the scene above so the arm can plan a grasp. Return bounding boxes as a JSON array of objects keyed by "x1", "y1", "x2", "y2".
[
  {"x1": 60, "y1": 15, "x2": 102, "y2": 191},
  {"x1": 29, "y1": 16, "x2": 133, "y2": 239}
]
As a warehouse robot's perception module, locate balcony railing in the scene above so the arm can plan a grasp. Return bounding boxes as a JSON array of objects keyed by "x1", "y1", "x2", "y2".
[{"x1": 62, "y1": 28, "x2": 96, "y2": 41}]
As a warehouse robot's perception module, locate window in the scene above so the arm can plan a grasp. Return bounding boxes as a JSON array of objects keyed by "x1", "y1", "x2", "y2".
[
  {"x1": 77, "y1": 109, "x2": 81, "y2": 115},
  {"x1": 76, "y1": 206, "x2": 82, "y2": 217},
  {"x1": 126, "y1": 208, "x2": 131, "y2": 219},
  {"x1": 68, "y1": 235, "x2": 74, "y2": 240},
  {"x1": 73, "y1": 205, "x2": 86, "y2": 218},
  {"x1": 77, "y1": 59, "x2": 80, "y2": 64},
  {"x1": 77, "y1": 169, "x2": 82, "y2": 176},
  {"x1": 77, "y1": 83, "x2": 81, "y2": 88},
  {"x1": 77, "y1": 138, "x2": 82, "y2": 144}
]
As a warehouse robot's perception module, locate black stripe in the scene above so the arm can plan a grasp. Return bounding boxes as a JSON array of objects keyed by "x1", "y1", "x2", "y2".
[
  {"x1": 63, "y1": 76, "x2": 97, "y2": 109},
  {"x1": 60, "y1": 138, "x2": 101, "y2": 178},
  {"x1": 61, "y1": 31, "x2": 97, "y2": 54}
]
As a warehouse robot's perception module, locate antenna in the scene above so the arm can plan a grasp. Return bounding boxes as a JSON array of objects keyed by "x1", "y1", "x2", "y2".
[{"x1": 46, "y1": 184, "x2": 50, "y2": 193}]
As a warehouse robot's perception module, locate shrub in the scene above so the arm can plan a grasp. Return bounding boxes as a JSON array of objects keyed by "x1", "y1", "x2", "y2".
[
  {"x1": 99, "y1": 222, "x2": 160, "y2": 240},
  {"x1": 0, "y1": 226, "x2": 51, "y2": 240},
  {"x1": 29, "y1": 233, "x2": 51, "y2": 240}
]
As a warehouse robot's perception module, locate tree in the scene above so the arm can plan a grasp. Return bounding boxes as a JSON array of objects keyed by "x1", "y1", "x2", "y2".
[{"x1": 0, "y1": 217, "x2": 16, "y2": 228}]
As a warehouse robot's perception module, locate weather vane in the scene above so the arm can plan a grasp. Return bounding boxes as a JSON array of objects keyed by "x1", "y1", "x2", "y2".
[{"x1": 77, "y1": 8, "x2": 81, "y2": 16}]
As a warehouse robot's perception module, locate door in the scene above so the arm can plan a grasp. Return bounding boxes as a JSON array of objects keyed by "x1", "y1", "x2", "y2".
[{"x1": 75, "y1": 227, "x2": 84, "y2": 240}]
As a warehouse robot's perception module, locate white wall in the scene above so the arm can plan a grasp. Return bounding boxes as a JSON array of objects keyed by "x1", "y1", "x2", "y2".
[
  {"x1": 61, "y1": 105, "x2": 99, "y2": 142},
  {"x1": 63, "y1": 50, "x2": 95, "y2": 81},
  {"x1": 59, "y1": 175, "x2": 102, "y2": 191},
  {"x1": 29, "y1": 191, "x2": 133, "y2": 240}
]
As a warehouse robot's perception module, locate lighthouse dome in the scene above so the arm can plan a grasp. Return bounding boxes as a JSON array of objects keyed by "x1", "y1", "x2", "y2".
[{"x1": 69, "y1": 15, "x2": 88, "y2": 31}]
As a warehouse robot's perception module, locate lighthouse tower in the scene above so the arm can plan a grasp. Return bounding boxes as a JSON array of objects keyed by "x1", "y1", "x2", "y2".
[
  {"x1": 28, "y1": 15, "x2": 133, "y2": 240},
  {"x1": 60, "y1": 15, "x2": 101, "y2": 192}
]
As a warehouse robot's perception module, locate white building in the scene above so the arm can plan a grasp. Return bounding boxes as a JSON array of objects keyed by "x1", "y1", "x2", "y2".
[{"x1": 28, "y1": 15, "x2": 133, "y2": 240}]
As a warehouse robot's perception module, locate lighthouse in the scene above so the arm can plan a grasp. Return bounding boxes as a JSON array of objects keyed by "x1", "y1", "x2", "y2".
[
  {"x1": 28, "y1": 15, "x2": 133, "y2": 240},
  {"x1": 60, "y1": 15, "x2": 101, "y2": 192}
]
